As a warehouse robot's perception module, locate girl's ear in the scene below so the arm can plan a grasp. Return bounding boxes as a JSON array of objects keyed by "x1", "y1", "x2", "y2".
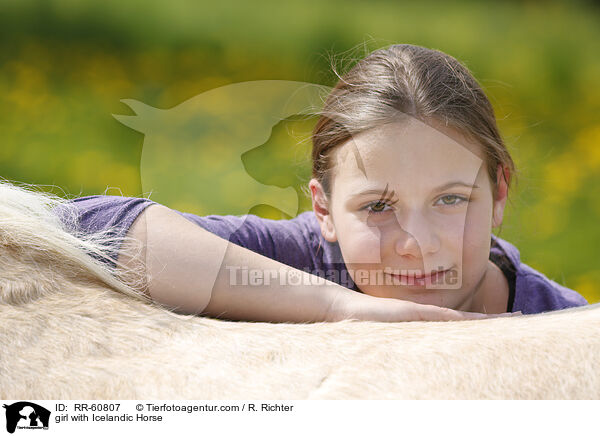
[
  {"x1": 492, "y1": 164, "x2": 509, "y2": 228},
  {"x1": 309, "y1": 178, "x2": 337, "y2": 242}
]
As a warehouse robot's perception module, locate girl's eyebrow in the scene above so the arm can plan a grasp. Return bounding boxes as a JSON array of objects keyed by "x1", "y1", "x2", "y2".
[
  {"x1": 436, "y1": 181, "x2": 480, "y2": 191},
  {"x1": 351, "y1": 181, "x2": 479, "y2": 197}
]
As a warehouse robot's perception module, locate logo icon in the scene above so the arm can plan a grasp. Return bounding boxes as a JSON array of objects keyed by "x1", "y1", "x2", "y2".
[{"x1": 2, "y1": 402, "x2": 50, "y2": 434}]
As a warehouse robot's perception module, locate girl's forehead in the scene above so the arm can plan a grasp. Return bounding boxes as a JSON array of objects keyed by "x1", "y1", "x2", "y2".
[
  {"x1": 330, "y1": 119, "x2": 485, "y2": 190},
  {"x1": 334, "y1": 118, "x2": 484, "y2": 169}
]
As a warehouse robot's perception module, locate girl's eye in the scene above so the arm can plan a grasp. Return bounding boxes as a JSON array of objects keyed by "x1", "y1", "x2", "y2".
[
  {"x1": 437, "y1": 195, "x2": 469, "y2": 207},
  {"x1": 364, "y1": 201, "x2": 394, "y2": 214},
  {"x1": 371, "y1": 202, "x2": 388, "y2": 213}
]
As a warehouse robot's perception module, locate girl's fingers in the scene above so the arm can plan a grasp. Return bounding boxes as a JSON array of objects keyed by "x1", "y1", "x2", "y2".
[
  {"x1": 486, "y1": 311, "x2": 523, "y2": 318},
  {"x1": 414, "y1": 304, "x2": 521, "y2": 321}
]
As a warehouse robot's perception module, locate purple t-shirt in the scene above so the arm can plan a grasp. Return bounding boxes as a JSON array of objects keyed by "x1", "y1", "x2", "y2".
[{"x1": 63, "y1": 195, "x2": 588, "y2": 315}]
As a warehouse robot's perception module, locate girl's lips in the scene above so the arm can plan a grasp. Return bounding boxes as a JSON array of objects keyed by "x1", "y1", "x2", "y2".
[{"x1": 386, "y1": 269, "x2": 449, "y2": 287}]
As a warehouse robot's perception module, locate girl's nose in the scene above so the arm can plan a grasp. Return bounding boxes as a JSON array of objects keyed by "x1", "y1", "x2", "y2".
[
  {"x1": 392, "y1": 212, "x2": 440, "y2": 259},
  {"x1": 394, "y1": 230, "x2": 422, "y2": 259}
]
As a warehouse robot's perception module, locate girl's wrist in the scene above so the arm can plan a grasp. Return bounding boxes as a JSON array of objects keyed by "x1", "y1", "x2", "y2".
[
  {"x1": 321, "y1": 285, "x2": 357, "y2": 322},
  {"x1": 322, "y1": 286, "x2": 381, "y2": 322}
]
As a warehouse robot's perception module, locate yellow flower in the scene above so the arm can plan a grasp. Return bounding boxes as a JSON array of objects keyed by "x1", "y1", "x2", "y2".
[
  {"x1": 572, "y1": 272, "x2": 600, "y2": 304},
  {"x1": 573, "y1": 125, "x2": 600, "y2": 170}
]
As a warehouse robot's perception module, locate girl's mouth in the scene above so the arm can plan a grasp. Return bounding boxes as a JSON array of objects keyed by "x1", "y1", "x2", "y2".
[{"x1": 386, "y1": 269, "x2": 449, "y2": 287}]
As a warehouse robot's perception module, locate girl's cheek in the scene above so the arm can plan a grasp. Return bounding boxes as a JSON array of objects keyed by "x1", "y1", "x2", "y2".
[
  {"x1": 460, "y1": 204, "x2": 495, "y2": 275},
  {"x1": 340, "y1": 226, "x2": 383, "y2": 265},
  {"x1": 463, "y1": 200, "x2": 494, "y2": 243}
]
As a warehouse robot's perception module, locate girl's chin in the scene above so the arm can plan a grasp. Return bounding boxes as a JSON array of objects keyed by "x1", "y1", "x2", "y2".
[{"x1": 360, "y1": 286, "x2": 467, "y2": 308}]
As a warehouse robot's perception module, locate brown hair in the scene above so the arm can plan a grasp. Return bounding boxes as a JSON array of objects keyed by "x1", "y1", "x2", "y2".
[{"x1": 311, "y1": 44, "x2": 516, "y2": 200}]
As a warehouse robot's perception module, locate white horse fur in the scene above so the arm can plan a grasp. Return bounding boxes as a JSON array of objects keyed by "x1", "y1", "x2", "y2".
[{"x1": 1, "y1": 180, "x2": 599, "y2": 399}]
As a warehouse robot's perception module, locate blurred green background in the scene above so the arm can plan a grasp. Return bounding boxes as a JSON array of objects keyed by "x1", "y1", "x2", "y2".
[{"x1": 1, "y1": 0, "x2": 599, "y2": 303}]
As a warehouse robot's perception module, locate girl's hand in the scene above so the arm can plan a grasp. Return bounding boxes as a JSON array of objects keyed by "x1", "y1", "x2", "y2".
[{"x1": 327, "y1": 290, "x2": 518, "y2": 322}]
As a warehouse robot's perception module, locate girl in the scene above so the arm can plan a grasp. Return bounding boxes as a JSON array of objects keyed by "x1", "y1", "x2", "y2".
[{"x1": 53, "y1": 44, "x2": 587, "y2": 321}]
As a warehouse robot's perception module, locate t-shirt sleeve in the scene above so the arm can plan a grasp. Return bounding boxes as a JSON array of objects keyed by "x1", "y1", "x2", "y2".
[
  {"x1": 68, "y1": 195, "x2": 158, "y2": 235},
  {"x1": 58, "y1": 195, "x2": 158, "y2": 267}
]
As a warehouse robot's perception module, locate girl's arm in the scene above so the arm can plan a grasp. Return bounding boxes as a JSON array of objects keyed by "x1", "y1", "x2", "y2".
[{"x1": 117, "y1": 204, "x2": 496, "y2": 322}]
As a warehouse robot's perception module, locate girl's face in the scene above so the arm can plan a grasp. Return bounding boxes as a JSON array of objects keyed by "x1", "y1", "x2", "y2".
[{"x1": 310, "y1": 117, "x2": 509, "y2": 312}]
